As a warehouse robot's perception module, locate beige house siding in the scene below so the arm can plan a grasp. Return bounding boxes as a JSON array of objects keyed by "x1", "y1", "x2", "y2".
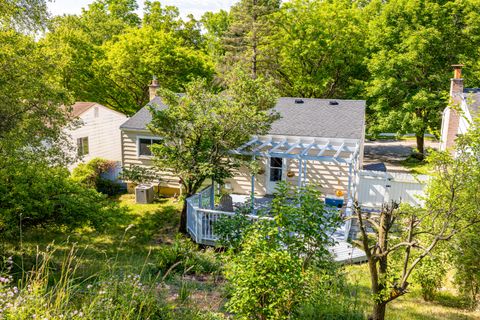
[
  {"x1": 121, "y1": 129, "x2": 180, "y2": 194},
  {"x1": 226, "y1": 158, "x2": 351, "y2": 199}
]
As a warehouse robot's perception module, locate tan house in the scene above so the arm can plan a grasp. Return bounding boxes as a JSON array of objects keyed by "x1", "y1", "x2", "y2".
[
  {"x1": 120, "y1": 80, "x2": 366, "y2": 203},
  {"x1": 440, "y1": 65, "x2": 479, "y2": 152},
  {"x1": 65, "y1": 102, "x2": 127, "y2": 169}
]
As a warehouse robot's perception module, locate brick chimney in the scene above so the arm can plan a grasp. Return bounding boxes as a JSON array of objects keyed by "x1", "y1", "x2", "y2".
[
  {"x1": 444, "y1": 64, "x2": 464, "y2": 151},
  {"x1": 148, "y1": 76, "x2": 160, "y2": 101}
]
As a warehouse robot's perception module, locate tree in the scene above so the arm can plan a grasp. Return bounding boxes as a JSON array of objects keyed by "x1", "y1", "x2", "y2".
[
  {"x1": 148, "y1": 72, "x2": 279, "y2": 233},
  {"x1": 220, "y1": 183, "x2": 342, "y2": 318},
  {"x1": 267, "y1": 0, "x2": 368, "y2": 98},
  {"x1": 352, "y1": 127, "x2": 480, "y2": 320},
  {"x1": 222, "y1": 0, "x2": 281, "y2": 78},
  {"x1": 366, "y1": 0, "x2": 477, "y2": 156},
  {"x1": 94, "y1": 26, "x2": 214, "y2": 114},
  {"x1": 224, "y1": 226, "x2": 305, "y2": 320},
  {"x1": 0, "y1": 0, "x2": 49, "y2": 31}
]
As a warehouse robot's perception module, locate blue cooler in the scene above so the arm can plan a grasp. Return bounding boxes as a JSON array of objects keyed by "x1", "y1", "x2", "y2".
[{"x1": 325, "y1": 196, "x2": 344, "y2": 208}]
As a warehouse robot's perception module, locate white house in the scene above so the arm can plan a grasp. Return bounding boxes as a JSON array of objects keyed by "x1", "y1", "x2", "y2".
[
  {"x1": 65, "y1": 102, "x2": 127, "y2": 168},
  {"x1": 119, "y1": 80, "x2": 366, "y2": 203},
  {"x1": 440, "y1": 65, "x2": 479, "y2": 152}
]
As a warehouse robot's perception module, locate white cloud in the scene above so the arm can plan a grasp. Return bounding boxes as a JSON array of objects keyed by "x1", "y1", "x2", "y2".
[{"x1": 48, "y1": 0, "x2": 237, "y2": 18}]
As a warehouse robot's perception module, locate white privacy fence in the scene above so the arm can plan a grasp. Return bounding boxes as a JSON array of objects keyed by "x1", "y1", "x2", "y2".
[{"x1": 356, "y1": 170, "x2": 428, "y2": 208}]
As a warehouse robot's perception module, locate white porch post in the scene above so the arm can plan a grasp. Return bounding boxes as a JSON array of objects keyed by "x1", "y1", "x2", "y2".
[
  {"x1": 251, "y1": 154, "x2": 255, "y2": 213},
  {"x1": 298, "y1": 158, "x2": 303, "y2": 187},
  {"x1": 303, "y1": 160, "x2": 308, "y2": 186},
  {"x1": 347, "y1": 160, "x2": 353, "y2": 201}
]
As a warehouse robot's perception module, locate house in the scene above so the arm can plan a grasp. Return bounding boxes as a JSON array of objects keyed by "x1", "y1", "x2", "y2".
[
  {"x1": 65, "y1": 102, "x2": 127, "y2": 168},
  {"x1": 440, "y1": 65, "x2": 479, "y2": 152},
  {"x1": 120, "y1": 79, "x2": 366, "y2": 203}
]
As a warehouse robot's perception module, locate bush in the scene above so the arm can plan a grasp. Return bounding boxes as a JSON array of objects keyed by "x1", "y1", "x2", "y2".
[
  {"x1": 0, "y1": 163, "x2": 123, "y2": 237},
  {"x1": 224, "y1": 227, "x2": 306, "y2": 320},
  {"x1": 412, "y1": 255, "x2": 447, "y2": 301},
  {"x1": 71, "y1": 158, "x2": 122, "y2": 195},
  {"x1": 295, "y1": 267, "x2": 364, "y2": 320},
  {"x1": 155, "y1": 235, "x2": 221, "y2": 277}
]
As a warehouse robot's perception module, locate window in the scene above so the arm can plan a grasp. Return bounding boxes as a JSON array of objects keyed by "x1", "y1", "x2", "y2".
[
  {"x1": 77, "y1": 137, "x2": 89, "y2": 156},
  {"x1": 94, "y1": 106, "x2": 99, "y2": 118},
  {"x1": 138, "y1": 137, "x2": 161, "y2": 157},
  {"x1": 269, "y1": 157, "x2": 283, "y2": 182}
]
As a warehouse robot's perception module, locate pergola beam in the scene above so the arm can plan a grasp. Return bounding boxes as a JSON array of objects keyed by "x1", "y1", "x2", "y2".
[{"x1": 252, "y1": 139, "x2": 272, "y2": 152}]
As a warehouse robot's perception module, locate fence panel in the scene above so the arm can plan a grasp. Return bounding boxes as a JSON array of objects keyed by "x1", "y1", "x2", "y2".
[{"x1": 357, "y1": 170, "x2": 428, "y2": 207}]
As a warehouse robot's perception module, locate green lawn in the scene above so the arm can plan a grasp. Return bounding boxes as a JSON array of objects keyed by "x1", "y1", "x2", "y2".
[
  {"x1": 3, "y1": 194, "x2": 182, "y2": 277},
  {"x1": 2, "y1": 195, "x2": 478, "y2": 319},
  {"x1": 345, "y1": 264, "x2": 480, "y2": 320}
]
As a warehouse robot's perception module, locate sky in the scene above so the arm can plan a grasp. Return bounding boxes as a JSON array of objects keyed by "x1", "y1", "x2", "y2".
[{"x1": 47, "y1": 0, "x2": 238, "y2": 19}]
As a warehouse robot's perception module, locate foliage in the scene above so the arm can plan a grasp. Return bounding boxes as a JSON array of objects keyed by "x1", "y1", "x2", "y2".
[
  {"x1": 0, "y1": 162, "x2": 122, "y2": 237},
  {"x1": 216, "y1": 182, "x2": 340, "y2": 267},
  {"x1": 0, "y1": 0, "x2": 49, "y2": 31},
  {"x1": 71, "y1": 158, "x2": 122, "y2": 195},
  {"x1": 451, "y1": 223, "x2": 480, "y2": 309},
  {"x1": 295, "y1": 267, "x2": 364, "y2": 320},
  {"x1": 224, "y1": 226, "x2": 305, "y2": 320},
  {"x1": 268, "y1": 0, "x2": 368, "y2": 98},
  {"x1": 412, "y1": 255, "x2": 447, "y2": 301},
  {"x1": 148, "y1": 71, "x2": 278, "y2": 233},
  {"x1": 215, "y1": 205, "x2": 254, "y2": 250},
  {"x1": 155, "y1": 235, "x2": 221, "y2": 277},
  {"x1": 354, "y1": 119, "x2": 480, "y2": 319},
  {"x1": 221, "y1": 0, "x2": 280, "y2": 78},
  {"x1": 365, "y1": 0, "x2": 479, "y2": 154},
  {"x1": 120, "y1": 163, "x2": 162, "y2": 186}
]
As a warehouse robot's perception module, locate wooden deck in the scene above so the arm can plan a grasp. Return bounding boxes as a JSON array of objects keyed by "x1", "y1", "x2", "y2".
[{"x1": 186, "y1": 186, "x2": 367, "y2": 264}]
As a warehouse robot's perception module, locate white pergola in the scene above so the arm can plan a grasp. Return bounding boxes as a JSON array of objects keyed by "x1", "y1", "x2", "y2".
[{"x1": 231, "y1": 135, "x2": 362, "y2": 202}]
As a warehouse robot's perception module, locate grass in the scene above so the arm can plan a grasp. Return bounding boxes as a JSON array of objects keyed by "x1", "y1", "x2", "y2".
[
  {"x1": 344, "y1": 264, "x2": 480, "y2": 320},
  {"x1": 1, "y1": 194, "x2": 478, "y2": 319},
  {"x1": 399, "y1": 155, "x2": 431, "y2": 175},
  {"x1": 2, "y1": 194, "x2": 182, "y2": 278}
]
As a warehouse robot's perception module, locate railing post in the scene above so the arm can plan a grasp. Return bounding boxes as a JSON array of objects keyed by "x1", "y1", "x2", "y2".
[{"x1": 210, "y1": 181, "x2": 215, "y2": 210}]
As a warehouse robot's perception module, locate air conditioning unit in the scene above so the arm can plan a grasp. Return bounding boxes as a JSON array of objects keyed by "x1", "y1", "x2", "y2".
[
  {"x1": 135, "y1": 184, "x2": 154, "y2": 204},
  {"x1": 325, "y1": 195, "x2": 344, "y2": 209}
]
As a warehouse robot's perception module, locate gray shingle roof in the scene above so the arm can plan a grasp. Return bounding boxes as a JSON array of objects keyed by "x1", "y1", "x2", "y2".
[
  {"x1": 120, "y1": 96, "x2": 366, "y2": 140},
  {"x1": 463, "y1": 88, "x2": 480, "y2": 117}
]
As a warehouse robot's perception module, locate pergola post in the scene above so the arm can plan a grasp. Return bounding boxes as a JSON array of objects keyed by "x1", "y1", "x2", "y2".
[
  {"x1": 298, "y1": 158, "x2": 303, "y2": 187},
  {"x1": 251, "y1": 154, "x2": 256, "y2": 213},
  {"x1": 303, "y1": 160, "x2": 307, "y2": 186}
]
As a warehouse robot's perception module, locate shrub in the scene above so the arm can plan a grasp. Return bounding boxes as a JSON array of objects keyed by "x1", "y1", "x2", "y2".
[
  {"x1": 412, "y1": 255, "x2": 447, "y2": 301},
  {"x1": 0, "y1": 163, "x2": 123, "y2": 237},
  {"x1": 71, "y1": 158, "x2": 122, "y2": 195},
  {"x1": 295, "y1": 267, "x2": 364, "y2": 320},
  {"x1": 155, "y1": 235, "x2": 221, "y2": 277},
  {"x1": 224, "y1": 227, "x2": 305, "y2": 320}
]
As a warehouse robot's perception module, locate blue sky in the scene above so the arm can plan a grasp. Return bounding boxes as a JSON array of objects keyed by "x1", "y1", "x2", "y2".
[{"x1": 48, "y1": 0, "x2": 237, "y2": 18}]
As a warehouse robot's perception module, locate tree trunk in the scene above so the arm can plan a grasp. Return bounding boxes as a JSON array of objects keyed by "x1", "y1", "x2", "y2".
[
  {"x1": 416, "y1": 134, "x2": 425, "y2": 157},
  {"x1": 370, "y1": 302, "x2": 386, "y2": 320},
  {"x1": 179, "y1": 198, "x2": 188, "y2": 234}
]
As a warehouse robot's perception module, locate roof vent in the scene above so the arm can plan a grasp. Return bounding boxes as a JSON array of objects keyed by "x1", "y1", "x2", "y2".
[
  {"x1": 329, "y1": 101, "x2": 339, "y2": 105},
  {"x1": 294, "y1": 99, "x2": 304, "y2": 104}
]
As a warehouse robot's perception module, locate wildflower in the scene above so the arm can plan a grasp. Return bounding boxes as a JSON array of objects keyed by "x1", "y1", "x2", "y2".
[{"x1": 86, "y1": 284, "x2": 93, "y2": 290}]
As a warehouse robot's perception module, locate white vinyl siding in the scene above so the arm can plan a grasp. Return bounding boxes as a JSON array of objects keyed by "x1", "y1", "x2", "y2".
[{"x1": 65, "y1": 104, "x2": 127, "y2": 169}]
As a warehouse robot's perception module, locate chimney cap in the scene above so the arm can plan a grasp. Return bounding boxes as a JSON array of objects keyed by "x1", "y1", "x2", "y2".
[{"x1": 452, "y1": 64, "x2": 465, "y2": 68}]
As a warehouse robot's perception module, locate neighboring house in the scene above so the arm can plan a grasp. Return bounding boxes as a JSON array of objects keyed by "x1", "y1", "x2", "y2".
[
  {"x1": 120, "y1": 80, "x2": 366, "y2": 201},
  {"x1": 65, "y1": 102, "x2": 127, "y2": 168},
  {"x1": 440, "y1": 65, "x2": 479, "y2": 152}
]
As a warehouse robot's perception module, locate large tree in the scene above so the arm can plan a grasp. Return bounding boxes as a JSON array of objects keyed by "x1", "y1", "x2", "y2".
[
  {"x1": 222, "y1": 0, "x2": 281, "y2": 78},
  {"x1": 148, "y1": 72, "x2": 279, "y2": 233},
  {"x1": 267, "y1": 0, "x2": 368, "y2": 98},
  {"x1": 366, "y1": 0, "x2": 477, "y2": 156}
]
